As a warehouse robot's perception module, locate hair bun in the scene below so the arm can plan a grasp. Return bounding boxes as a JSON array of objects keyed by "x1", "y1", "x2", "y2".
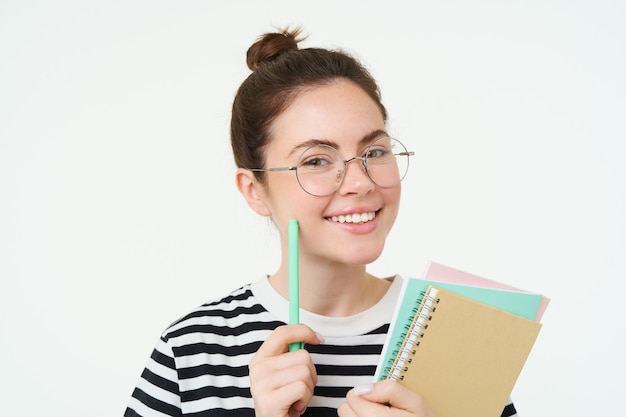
[{"x1": 246, "y1": 28, "x2": 304, "y2": 71}]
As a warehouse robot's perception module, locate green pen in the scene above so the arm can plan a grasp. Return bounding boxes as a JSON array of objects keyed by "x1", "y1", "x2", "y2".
[{"x1": 289, "y1": 219, "x2": 303, "y2": 351}]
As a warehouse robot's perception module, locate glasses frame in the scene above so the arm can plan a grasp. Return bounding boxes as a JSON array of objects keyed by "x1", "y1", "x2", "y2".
[{"x1": 249, "y1": 136, "x2": 415, "y2": 197}]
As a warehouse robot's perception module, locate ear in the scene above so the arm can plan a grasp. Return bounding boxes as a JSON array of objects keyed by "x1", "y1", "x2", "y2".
[{"x1": 235, "y1": 168, "x2": 272, "y2": 217}]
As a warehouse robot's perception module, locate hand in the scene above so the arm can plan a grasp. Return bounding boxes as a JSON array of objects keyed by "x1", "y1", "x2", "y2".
[
  {"x1": 249, "y1": 324, "x2": 324, "y2": 417},
  {"x1": 337, "y1": 380, "x2": 435, "y2": 417}
]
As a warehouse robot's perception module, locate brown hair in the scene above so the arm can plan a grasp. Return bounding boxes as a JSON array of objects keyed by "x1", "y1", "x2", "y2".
[{"x1": 230, "y1": 28, "x2": 387, "y2": 179}]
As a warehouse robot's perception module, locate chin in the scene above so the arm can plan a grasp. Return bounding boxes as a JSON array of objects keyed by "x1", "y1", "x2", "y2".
[{"x1": 340, "y1": 245, "x2": 385, "y2": 266}]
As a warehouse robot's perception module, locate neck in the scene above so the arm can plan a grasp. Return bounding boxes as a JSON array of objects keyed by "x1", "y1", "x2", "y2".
[{"x1": 269, "y1": 256, "x2": 391, "y2": 317}]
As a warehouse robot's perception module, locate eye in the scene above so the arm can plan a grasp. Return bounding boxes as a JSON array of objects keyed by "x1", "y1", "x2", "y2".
[
  {"x1": 301, "y1": 156, "x2": 331, "y2": 167},
  {"x1": 364, "y1": 146, "x2": 389, "y2": 160},
  {"x1": 298, "y1": 144, "x2": 340, "y2": 171},
  {"x1": 298, "y1": 151, "x2": 338, "y2": 172}
]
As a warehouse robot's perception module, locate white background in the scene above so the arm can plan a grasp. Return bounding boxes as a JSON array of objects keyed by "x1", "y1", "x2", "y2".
[{"x1": 1, "y1": 1, "x2": 624, "y2": 416}]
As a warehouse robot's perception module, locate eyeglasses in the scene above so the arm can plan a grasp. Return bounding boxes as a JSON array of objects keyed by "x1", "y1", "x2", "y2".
[{"x1": 250, "y1": 137, "x2": 414, "y2": 196}]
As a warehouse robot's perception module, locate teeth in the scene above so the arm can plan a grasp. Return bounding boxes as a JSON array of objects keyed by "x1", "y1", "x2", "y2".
[{"x1": 330, "y1": 211, "x2": 376, "y2": 224}]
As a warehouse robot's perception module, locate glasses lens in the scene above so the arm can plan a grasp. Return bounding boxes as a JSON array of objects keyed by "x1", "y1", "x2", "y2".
[
  {"x1": 294, "y1": 138, "x2": 412, "y2": 196},
  {"x1": 295, "y1": 144, "x2": 343, "y2": 196},
  {"x1": 365, "y1": 137, "x2": 410, "y2": 188}
]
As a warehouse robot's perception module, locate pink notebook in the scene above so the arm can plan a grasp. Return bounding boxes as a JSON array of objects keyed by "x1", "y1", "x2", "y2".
[{"x1": 423, "y1": 260, "x2": 550, "y2": 322}]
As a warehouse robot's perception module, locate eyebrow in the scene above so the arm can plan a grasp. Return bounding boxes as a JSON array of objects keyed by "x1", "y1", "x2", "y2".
[{"x1": 287, "y1": 129, "x2": 389, "y2": 158}]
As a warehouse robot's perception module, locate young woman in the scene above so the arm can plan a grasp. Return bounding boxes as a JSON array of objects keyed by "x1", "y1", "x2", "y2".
[{"x1": 125, "y1": 28, "x2": 518, "y2": 417}]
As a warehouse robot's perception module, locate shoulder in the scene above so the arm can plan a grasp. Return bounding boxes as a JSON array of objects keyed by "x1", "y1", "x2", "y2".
[{"x1": 160, "y1": 282, "x2": 283, "y2": 345}]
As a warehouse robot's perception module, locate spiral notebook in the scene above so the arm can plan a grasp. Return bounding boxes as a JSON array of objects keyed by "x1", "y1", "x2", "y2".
[
  {"x1": 380, "y1": 285, "x2": 542, "y2": 417},
  {"x1": 375, "y1": 276, "x2": 544, "y2": 381}
]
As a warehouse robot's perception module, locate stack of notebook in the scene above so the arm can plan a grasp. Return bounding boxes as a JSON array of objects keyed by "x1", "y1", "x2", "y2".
[{"x1": 375, "y1": 261, "x2": 549, "y2": 417}]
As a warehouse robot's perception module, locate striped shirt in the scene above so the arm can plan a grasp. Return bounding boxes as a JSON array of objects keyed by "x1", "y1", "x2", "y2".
[{"x1": 124, "y1": 276, "x2": 518, "y2": 417}]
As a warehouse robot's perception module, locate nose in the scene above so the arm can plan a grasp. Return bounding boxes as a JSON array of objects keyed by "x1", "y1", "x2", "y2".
[{"x1": 337, "y1": 156, "x2": 374, "y2": 195}]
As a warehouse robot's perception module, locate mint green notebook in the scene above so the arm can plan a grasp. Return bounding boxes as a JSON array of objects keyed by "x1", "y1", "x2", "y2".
[{"x1": 375, "y1": 277, "x2": 543, "y2": 380}]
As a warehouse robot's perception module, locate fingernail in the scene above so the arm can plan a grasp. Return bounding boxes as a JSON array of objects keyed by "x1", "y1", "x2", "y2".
[
  {"x1": 315, "y1": 332, "x2": 325, "y2": 343},
  {"x1": 353, "y1": 383, "x2": 374, "y2": 396}
]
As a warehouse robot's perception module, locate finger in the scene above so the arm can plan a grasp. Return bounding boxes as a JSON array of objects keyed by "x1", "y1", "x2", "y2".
[
  {"x1": 275, "y1": 378, "x2": 315, "y2": 414},
  {"x1": 337, "y1": 400, "x2": 359, "y2": 417},
  {"x1": 249, "y1": 325, "x2": 323, "y2": 417},
  {"x1": 256, "y1": 324, "x2": 323, "y2": 356},
  {"x1": 345, "y1": 384, "x2": 392, "y2": 417},
  {"x1": 251, "y1": 365, "x2": 317, "y2": 417},
  {"x1": 252, "y1": 353, "x2": 318, "y2": 392},
  {"x1": 249, "y1": 349, "x2": 319, "y2": 416},
  {"x1": 351, "y1": 380, "x2": 433, "y2": 415},
  {"x1": 250, "y1": 345, "x2": 319, "y2": 387}
]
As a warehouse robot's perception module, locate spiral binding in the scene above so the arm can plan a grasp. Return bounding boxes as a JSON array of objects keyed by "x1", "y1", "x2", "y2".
[{"x1": 388, "y1": 291, "x2": 440, "y2": 381}]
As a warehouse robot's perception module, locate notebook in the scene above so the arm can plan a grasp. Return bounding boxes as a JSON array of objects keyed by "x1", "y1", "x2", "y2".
[
  {"x1": 374, "y1": 277, "x2": 544, "y2": 381},
  {"x1": 385, "y1": 286, "x2": 542, "y2": 417},
  {"x1": 422, "y1": 260, "x2": 550, "y2": 322}
]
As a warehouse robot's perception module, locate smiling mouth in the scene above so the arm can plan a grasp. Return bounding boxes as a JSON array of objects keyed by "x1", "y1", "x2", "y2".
[{"x1": 328, "y1": 211, "x2": 376, "y2": 224}]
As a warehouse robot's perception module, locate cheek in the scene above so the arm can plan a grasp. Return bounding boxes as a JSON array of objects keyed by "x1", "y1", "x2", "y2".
[
  {"x1": 265, "y1": 178, "x2": 329, "y2": 219},
  {"x1": 264, "y1": 175, "x2": 301, "y2": 204},
  {"x1": 381, "y1": 187, "x2": 402, "y2": 226},
  {"x1": 384, "y1": 186, "x2": 402, "y2": 210}
]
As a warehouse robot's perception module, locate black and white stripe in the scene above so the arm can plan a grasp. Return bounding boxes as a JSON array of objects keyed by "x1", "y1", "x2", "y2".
[{"x1": 125, "y1": 277, "x2": 518, "y2": 417}]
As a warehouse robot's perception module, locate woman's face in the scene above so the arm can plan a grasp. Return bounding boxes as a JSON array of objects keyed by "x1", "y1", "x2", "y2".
[{"x1": 260, "y1": 79, "x2": 401, "y2": 267}]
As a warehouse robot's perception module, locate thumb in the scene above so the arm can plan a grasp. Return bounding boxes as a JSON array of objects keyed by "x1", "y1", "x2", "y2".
[
  {"x1": 352, "y1": 380, "x2": 400, "y2": 405},
  {"x1": 352, "y1": 380, "x2": 432, "y2": 414},
  {"x1": 256, "y1": 324, "x2": 324, "y2": 356}
]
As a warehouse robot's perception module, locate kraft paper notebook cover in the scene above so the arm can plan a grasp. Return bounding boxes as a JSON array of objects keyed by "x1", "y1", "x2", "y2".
[
  {"x1": 386, "y1": 286, "x2": 542, "y2": 417},
  {"x1": 375, "y1": 277, "x2": 543, "y2": 381}
]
